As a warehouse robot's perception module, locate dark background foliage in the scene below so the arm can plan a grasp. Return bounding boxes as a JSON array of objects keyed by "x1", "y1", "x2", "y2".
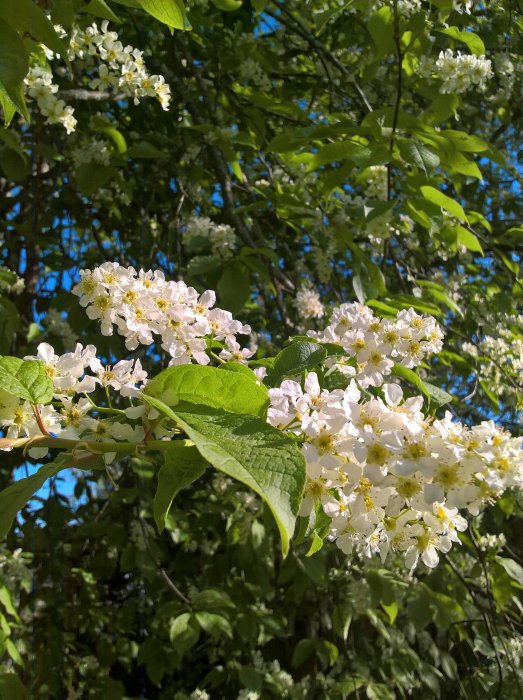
[{"x1": 0, "y1": 0, "x2": 522, "y2": 697}]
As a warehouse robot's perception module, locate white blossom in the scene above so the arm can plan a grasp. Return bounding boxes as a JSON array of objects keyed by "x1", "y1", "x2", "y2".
[
  {"x1": 294, "y1": 288, "x2": 325, "y2": 320},
  {"x1": 183, "y1": 215, "x2": 238, "y2": 259},
  {"x1": 425, "y1": 49, "x2": 493, "y2": 94},
  {"x1": 72, "y1": 263, "x2": 252, "y2": 364},
  {"x1": 24, "y1": 66, "x2": 77, "y2": 133},
  {"x1": 307, "y1": 302, "x2": 444, "y2": 388},
  {"x1": 25, "y1": 19, "x2": 171, "y2": 133},
  {"x1": 268, "y1": 302, "x2": 523, "y2": 571}
]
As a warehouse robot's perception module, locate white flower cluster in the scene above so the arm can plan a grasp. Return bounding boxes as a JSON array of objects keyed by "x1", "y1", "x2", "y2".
[
  {"x1": 506, "y1": 635, "x2": 523, "y2": 666},
  {"x1": 74, "y1": 21, "x2": 171, "y2": 110},
  {"x1": 268, "y1": 370, "x2": 523, "y2": 570},
  {"x1": 364, "y1": 212, "x2": 415, "y2": 247},
  {"x1": 462, "y1": 323, "x2": 523, "y2": 410},
  {"x1": 313, "y1": 240, "x2": 337, "y2": 283},
  {"x1": 44, "y1": 309, "x2": 77, "y2": 349},
  {"x1": 26, "y1": 20, "x2": 171, "y2": 133},
  {"x1": 237, "y1": 58, "x2": 271, "y2": 91},
  {"x1": 0, "y1": 267, "x2": 25, "y2": 295},
  {"x1": 453, "y1": 0, "x2": 473, "y2": 12},
  {"x1": 374, "y1": 0, "x2": 421, "y2": 17},
  {"x1": 365, "y1": 165, "x2": 388, "y2": 201},
  {"x1": 71, "y1": 137, "x2": 111, "y2": 168},
  {"x1": 24, "y1": 66, "x2": 77, "y2": 134},
  {"x1": 0, "y1": 342, "x2": 147, "y2": 460},
  {"x1": 0, "y1": 547, "x2": 32, "y2": 590},
  {"x1": 294, "y1": 287, "x2": 325, "y2": 320},
  {"x1": 308, "y1": 302, "x2": 444, "y2": 388},
  {"x1": 72, "y1": 263, "x2": 253, "y2": 365},
  {"x1": 431, "y1": 49, "x2": 493, "y2": 94},
  {"x1": 477, "y1": 532, "x2": 506, "y2": 552},
  {"x1": 183, "y1": 215, "x2": 238, "y2": 259},
  {"x1": 397, "y1": 0, "x2": 422, "y2": 13},
  {"x1": 365, "y1": 211, "x2": 393, "y2": 245},
  {"x1": 491, "y1": 53, "x2": 523, "y2": 103}
]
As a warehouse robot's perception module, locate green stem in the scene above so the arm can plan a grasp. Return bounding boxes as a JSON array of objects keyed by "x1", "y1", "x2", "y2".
[
  {"x1": 90, "y1": 405, "x2": 127, "y2": 417},
  {"x1": 208, "y1": 350, "x2": 225, "y2": 365},
  {"x1": 83, "y1": 393, "x2": 126, "y2": 416},
  {"x1": 0, "y1": 436, "x2": 191, "y2": 454}
]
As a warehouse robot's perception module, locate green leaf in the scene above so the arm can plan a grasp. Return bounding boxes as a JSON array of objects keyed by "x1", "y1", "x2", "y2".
[
  {"x1": 292, "y1": 639, "x2": 316, "y2": 668},
  {"x1": 137, "y1": 0, "x2": 188, "y2": 29},
  {"x1": 218, "y1": 362, "x2": 259, "y2": 381},
  {"x1": 479, "y1": 379, "x2": 499, "y2": 408},
  {"x1": 368, "y1": 6, "x2": 395, "y2": 57},
  {"x1": 76, "y1": 164, "x2": 114, "y2": 196},
  {"x1": 496, "y1": 557, "x2": 523, "y2": 584},
  {"x1": 251, "y1": 0, "x2": 268, "y2": 12},
  {"x1": 405, "y1": 199, "x2": 432, "y2": 229},
  {"x1": 0, "y1": 357, "x2": 53, "y2": 404},
  {"x1": 0, "y1": 454, "x2": 103, "y2": 541},
  {"x1": 92, "y1": 117, "x2": 127, "y2": 153},
  {"x1": 425, "y1": 93, "x2": 460, "y2": 123},
  {"x1": 153, "y1": 444, "x2": 207, "y2": 533},
  {"x1": 127, "y1": 142, "x2": 168, "y2": 159},
  {"x1": 456, "y1": 226, "x2": 483, "y2": 254},
  {"x1": 352, "y1": 257, "x2": 386, "y2": 303},
  {"x1": 399, "y1": 140, "x2": 440, "y2": 175},
  {"x1": 0, "y1": 21, "x2": 29, "y2": 121},
  {"x1": 0, "y1": 85, "x2": 16, "y2": 126},
  {"x1": 0, "y1": 0, "x2": 69, "y2": 62},
  {"x1": 169, "y1": 408, "x2": 306, "y2": 556},
  {"x1": 6, "y1": 638, "x2": 24, "y2": 665},
  {"x1": 0, "y1": 146, "x2": 29, "y2": 181},
  {"x1": 51, "y1": 0, "x2": 76, "y2": 29},
  {"x1": 420, "y1": 185, "x2": 468, "y2": 223},
  {"x1": 445, "y1": 151, "x2": 482, "y2": 179},
  {"x1": 192, "y1": 589, "x2": 235, "y2": 613},
  {"x1": 494, "y1": 248, "x2": 519, "y2": 275},
  {"x1": 393, "y1": 365, "x2": 453, "y2": 409},
  {"x1": 305, "y1": 141, "x2": 371, "y2": 172},
  {"x1": 414, "y1": 281, "x2": 464, "y2": 318},
  {"x1": 423, "y1": 382, "x2": 453, "y2": 409},
  {"x1": 306, "y1": 531, "x2": 324, "y2": 557},
  {"x1": 111, "y1": 0, "x2": 141, "y2": 6},
  {"x1": 169, "y1": 612, "x2": 191, "y2": 641},
  {"x1": 267, "y1": 341, "x2": 326, "y2": 386},
  {"x1": 212, "y1": 0, "x2": 243, "y2": 9},
  {"x1": 81, "y1": 0, "x2": 121, "y2": 22},
  {"x1": 187, "y1": 255, "x2": 222, "y2": 277},
  {"x1": 138, "y1": 638, "x2": 166, "y2": 687},
  {"x1": 195, "y1": 611, "x2": 233, "y2": 639},
  {"x1": 391, "y1": 364, "x2": 430, "y2": 402},
  {"x1": 441, "y1": 130, "x2": 490, "y2": 154},
  {"x1": 144, "y1": 364, "x2": 269, "y2": 417},
  {"x1": 169, "y1": 612, "x2": 200, "y2": 654},
  {"x1": 0, "y1": 585, "x2": 18, "y2": 620},
  {"x1": 381, "y1": 600, "x2": 398, "y2": 624},
  {"x1": 218, "y1": 263, "x2": 251, "y2": 313},
  {"x1": 0, "y1": 298, "x2": 20, "y2": 354},
  {"x1": 438, "y1": 27, "x2": 485, "y2": 56},
  {"x1": 313, "y1": 1, "x2": 355, "y2": 34},
  {"x1": 140, "y1": 393, "x2": 179, "y2": 423},
  {"x1": 0, "y1": 674, "x2": 27, "y2": 700}
]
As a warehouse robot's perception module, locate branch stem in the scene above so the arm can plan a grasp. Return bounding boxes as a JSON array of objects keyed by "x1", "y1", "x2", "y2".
[{"x1": 0, "y1": 436, "x2": 190, "y2": 453}]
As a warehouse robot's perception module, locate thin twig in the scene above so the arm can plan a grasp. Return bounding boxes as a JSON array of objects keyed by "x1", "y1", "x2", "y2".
[
  {"x1": 138, "y1": 516, "x2": 192, "y2": 606},
  {"x1": 32, "y1": 405, "x2": 51, "y2": 437},
  {"x1": 443, "y1": 554, "x2": 504, "y2": 700}
]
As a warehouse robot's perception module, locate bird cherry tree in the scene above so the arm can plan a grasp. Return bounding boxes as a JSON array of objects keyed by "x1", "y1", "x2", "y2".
[{"x1": 0, "y1": 0, "x2": 522, "y2": 698}]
